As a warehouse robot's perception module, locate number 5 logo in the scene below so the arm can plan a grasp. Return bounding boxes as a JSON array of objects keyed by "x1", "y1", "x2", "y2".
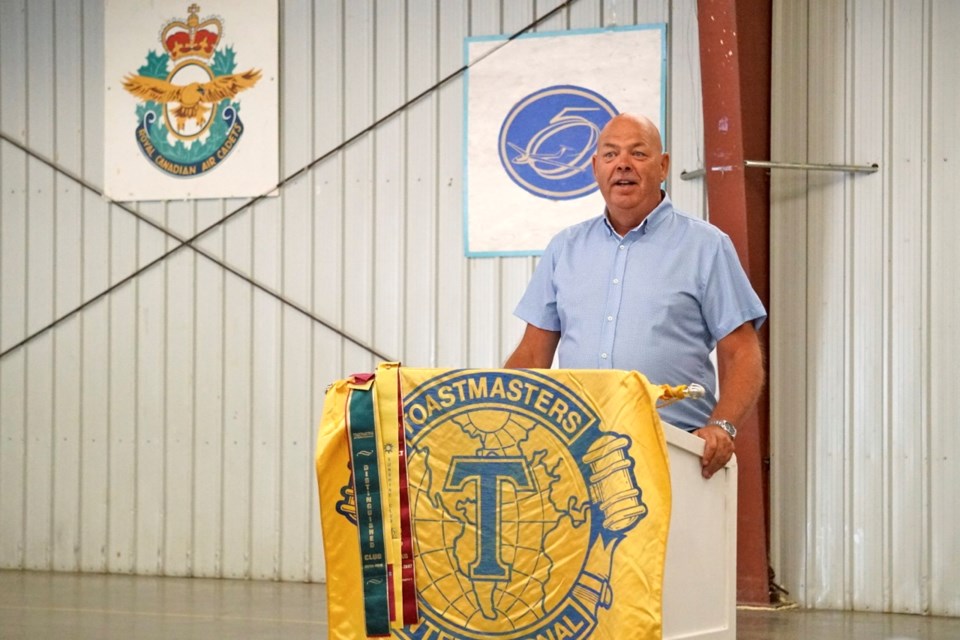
[{"x1": 498, "y1": 86, "x2": 619, "y2": 200}]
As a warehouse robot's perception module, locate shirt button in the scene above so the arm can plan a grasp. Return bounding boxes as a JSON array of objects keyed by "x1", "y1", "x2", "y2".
[
  {"x1": 612, "y1": 278, "x2": 619, "y2": 284},
  {"x1": 607, "y1": 316, "x2": 613, "y2": 321},
  {"x1": 619, "y1": 244, "x2": 625, "y2": 250},
  {"x1": 600, "y1": 353, "x2": 608, "y2": 359}
]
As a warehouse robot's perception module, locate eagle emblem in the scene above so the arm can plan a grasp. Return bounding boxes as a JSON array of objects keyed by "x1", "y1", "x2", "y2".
[{"x1": 123, "y1": 70, "x2": 261, "y2": 133}]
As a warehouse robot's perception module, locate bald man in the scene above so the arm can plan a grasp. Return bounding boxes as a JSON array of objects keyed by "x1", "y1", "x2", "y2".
[{"x1": 505, "y1": 114, "x2": 766, "y2": 479}]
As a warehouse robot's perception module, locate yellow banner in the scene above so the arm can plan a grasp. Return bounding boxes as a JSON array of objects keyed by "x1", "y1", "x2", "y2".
[{"x1": 316, "y1": 366, "x2": 672, "y2": 640}]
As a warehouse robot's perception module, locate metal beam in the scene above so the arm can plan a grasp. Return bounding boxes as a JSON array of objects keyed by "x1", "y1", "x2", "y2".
[{"x1": 697, "y1": 0, "x2": 773, "y2": 606}]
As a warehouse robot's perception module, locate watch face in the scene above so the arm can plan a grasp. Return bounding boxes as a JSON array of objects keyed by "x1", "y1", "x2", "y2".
[{"x1": 710, "y1": 420, "x2": 736, "y2": 438}]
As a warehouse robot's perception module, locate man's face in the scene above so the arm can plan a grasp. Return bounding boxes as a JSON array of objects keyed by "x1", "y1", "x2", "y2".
[{"x1": 591, "y1": 116, "x2": 670, "y2": 221}]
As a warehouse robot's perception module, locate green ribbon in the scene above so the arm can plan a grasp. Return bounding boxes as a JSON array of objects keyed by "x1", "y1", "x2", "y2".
[{"x1": 347, "y1": 386, "x2": 391, "y2": 637}]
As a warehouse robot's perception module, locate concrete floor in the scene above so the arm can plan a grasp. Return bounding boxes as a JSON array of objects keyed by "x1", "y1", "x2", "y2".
[{"x1": 2, "y1": 571, "x2": 959, "y2": 639}]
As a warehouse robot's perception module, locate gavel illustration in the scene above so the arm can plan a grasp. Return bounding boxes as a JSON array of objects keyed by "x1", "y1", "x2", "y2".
[{"x1": 573, "y1": 433, "x2": 647, "y2": 612}]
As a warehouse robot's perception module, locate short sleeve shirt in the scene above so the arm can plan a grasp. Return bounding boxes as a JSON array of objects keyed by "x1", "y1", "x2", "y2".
[{"x1": 514, "y1": 194, "x2": 767, "y2": 431}]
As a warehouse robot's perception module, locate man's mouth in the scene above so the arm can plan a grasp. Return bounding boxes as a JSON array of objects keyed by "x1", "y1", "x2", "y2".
[{"x1": 613, "y1": 179, "x2": 637, "y2": 186}]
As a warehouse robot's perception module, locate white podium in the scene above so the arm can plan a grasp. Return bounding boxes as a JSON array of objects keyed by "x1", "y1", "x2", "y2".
[{"x1": 661, "y1": 424, "x2": 738, "y2": 640}]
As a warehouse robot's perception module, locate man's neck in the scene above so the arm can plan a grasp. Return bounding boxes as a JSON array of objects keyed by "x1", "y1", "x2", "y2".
[{"x1": 605, "y1": 192, "x2": 666, "y2": 236}]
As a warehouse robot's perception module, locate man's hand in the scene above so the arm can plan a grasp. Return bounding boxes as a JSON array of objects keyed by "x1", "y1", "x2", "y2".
[{"x1": 695, "y1": 424, "x2": 735, "y2": 479}]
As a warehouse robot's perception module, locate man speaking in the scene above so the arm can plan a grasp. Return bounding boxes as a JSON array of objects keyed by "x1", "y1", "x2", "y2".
[{"x1": 505, "y1": 113, "x2": 766, "y2": 479}]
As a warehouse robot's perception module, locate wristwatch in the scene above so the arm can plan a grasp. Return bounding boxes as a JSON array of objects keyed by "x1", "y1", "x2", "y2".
[{"x1": 706, "y1": 419, "x2": 737, "y2": 440}]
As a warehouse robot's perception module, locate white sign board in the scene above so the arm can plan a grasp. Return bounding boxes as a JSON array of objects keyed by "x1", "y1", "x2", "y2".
[
  {"x1": 104, "y1": 1, "x2": 279, "y2": 201},
  {"x1": 464, "y1": 26, "x2": 665, "y2": 256}
]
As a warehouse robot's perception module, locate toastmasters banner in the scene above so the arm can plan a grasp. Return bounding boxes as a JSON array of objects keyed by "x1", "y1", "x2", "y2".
[
  {"x1": 464, "y1": 26, "x2": 665, "y2": 256},
  {"x1": 104, "y1": 1, "x2": 278, "y2": 201},
  {"x1": 316, "y1": 364, "x2": 672, "y2": 640}
]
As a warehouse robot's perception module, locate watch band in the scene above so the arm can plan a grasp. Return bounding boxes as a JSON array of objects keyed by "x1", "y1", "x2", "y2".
[{"x1": 706, "y1": 418, "x2": 737, "y2": 440}]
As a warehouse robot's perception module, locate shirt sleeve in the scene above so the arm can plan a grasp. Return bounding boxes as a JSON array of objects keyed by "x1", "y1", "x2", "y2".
[
  {"x1": 700, "y1": 234, "x2": 767, "y2": 341},
  {"x1": 513, "y1": 233, "x2": 563, "y2": 332}
]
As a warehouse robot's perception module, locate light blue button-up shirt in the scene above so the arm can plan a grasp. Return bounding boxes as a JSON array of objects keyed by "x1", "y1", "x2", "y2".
[{"x1": 514, "y1": 194, "x2": 767, "y2": 431}]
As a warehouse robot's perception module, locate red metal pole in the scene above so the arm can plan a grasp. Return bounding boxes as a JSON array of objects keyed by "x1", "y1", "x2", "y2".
[{"x1": 697, "y1": 0, "x2": 773, "y2": 606}]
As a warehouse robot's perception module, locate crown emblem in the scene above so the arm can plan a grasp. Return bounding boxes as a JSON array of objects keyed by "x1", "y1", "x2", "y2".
[{"x1": 161, "y1": 4, "x2": 222, "y2": 61}]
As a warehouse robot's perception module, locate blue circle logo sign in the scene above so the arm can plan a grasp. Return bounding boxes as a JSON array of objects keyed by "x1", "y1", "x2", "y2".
[{"x1": 498, "y1": 86, "x2": 619, "y2": 200}]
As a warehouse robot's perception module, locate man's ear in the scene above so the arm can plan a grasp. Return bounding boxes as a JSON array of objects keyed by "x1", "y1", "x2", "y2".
[{"x1": 659, "y1": 152, "x2": 671, "y2": 181}]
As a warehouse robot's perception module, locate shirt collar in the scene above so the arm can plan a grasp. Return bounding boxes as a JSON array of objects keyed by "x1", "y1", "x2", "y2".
[{"x1": 602, "y1": 191, "x2": 674, "y2": 238}]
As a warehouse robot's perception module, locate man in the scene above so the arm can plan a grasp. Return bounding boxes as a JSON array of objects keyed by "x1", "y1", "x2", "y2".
[{"x1": 505, "y1": 113, "x2": 766, "y2": 479}]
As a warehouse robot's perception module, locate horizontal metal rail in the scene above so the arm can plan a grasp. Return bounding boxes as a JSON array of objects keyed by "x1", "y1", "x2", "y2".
[
  {"x1": 679, "y1": 167, "x2": 707, "y2": 180},
  {"x1": 680, "y1": 160, "x2": 879, "y2": 180},
  {"x1": 744, "y1": 159, "x2": 879, "y2": 173}
]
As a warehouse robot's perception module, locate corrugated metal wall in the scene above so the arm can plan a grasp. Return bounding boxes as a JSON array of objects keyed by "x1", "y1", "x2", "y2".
[
  {"x1": 0, "y1": 0, "x2": 706, "y2": 581},
  {"x1": 770, "y1": 0, "x2": 960, "y2": 616}
]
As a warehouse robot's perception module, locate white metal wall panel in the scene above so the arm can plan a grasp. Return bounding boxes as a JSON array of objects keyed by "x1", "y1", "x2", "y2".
[
  {"x1": 404, "y1": 1, "x2": 439, "y2": 366},
  {"x1": 847, "y1": 0, "x2": 887, "y2": 613},
  {"x1": 24, "y1": 0, "x2": 56, "y2": 573},
  {"x1": 771, "y1": 0, "x2": 960, "y2": 616},
  {"x1": 929, "y1": 0, "x2": 960, "y2": 616},
  {"x1": 0, "y1": 0, "x2": 705, "y2": 583},
  {"x1": 78, "y1": 0, "x2": 111, "y2": 576},
  {"x1": 0, "y1": 0, "x2": 28, "y2": 571},
  {"x1": 278, "y1": 0, "x2": 315, "y2": 584},
  {"x1": 889, "y1": 1, "x2": 929, "y2": 616},
  {"x1": 51, "y1": 0, "x2": 84, "y2": 574},
  {"x1": 221, "y1": 212, "x2": 254, "y2": 580},
  {"x1": 436, "y1": 2, "x2": 469, "y2": 367},
  {"x1": 192, "y1": 215, "x2": 226, "y2": 579},
  {"x1": 769, "y1": 0, "x2": 809, "y2": 603},
  {"x1": 805, "y1": 0, "x2": 848, "y2": 609}
]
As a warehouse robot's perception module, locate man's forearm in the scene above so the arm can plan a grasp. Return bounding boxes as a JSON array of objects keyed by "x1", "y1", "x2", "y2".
[
  {"x1": 504, "y1": 324, "x2": 560, "y2": 368},
  {"x1": 711, "y1": 332, "x2": 764, "y2": 425},
  {"x1": 695, "y1": 325, "x2": 763, "y2": 478}
]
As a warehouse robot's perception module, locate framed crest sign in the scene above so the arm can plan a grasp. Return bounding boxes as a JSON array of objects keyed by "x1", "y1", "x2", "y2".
[
  {"x1": 104, "y1": 1, "x2": 279, "y2": 201},
  {"x1": 463, "y1": 26, "x2": 666, "y2": 257}
]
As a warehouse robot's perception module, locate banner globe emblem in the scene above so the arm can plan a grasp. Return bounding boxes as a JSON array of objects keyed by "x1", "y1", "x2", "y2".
[
  {"x1": 121, "y1": 4, "x2": 261, "y2": 178},
  {"x1": 389, "y1": 370, "x2": 648, "y2": 640},
  {"x1": 498, "y1": 86, "x2": 619, "y2": 200}
]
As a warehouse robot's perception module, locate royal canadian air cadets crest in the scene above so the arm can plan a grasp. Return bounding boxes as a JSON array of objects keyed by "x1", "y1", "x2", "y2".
[
  {"x1": 319, "y1": 366, "x2": 670, "y2": 640},
  {"x1": 122, "y1": 4, "x2": 260, "y2": 177}
]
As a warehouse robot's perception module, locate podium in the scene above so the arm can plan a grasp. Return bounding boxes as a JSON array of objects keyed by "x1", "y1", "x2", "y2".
[
  {"x1": 317, "y1": 368, "x2": 736, "y2": 640},
  {"x1": 661, "y1": 424, "x2": 738, "y2": 640}
]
